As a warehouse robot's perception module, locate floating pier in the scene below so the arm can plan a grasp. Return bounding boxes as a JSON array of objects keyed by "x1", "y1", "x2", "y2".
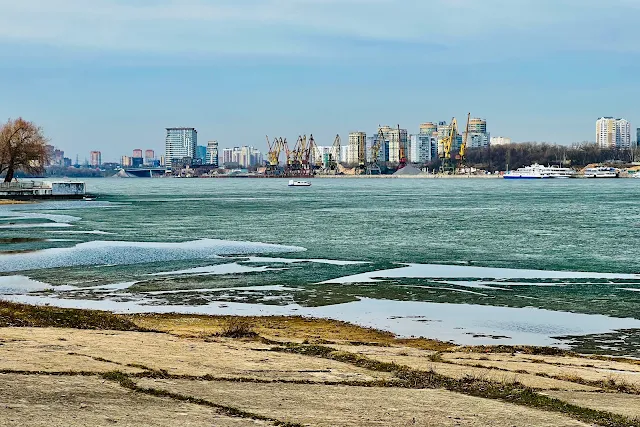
[{"x1": 0, "y1": 180, "x2": 87, "y2": 200}]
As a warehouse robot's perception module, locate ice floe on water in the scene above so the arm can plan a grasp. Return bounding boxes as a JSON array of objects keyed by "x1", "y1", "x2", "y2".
[
  {"x1": 0, "y1": 239, "x2": 306, "y2": 273},
  {"x1": 0, "y1": 276, "x2": 52, "y2": 294},
  {"x1": 150, "y1": 262, "x2": 276, "y2": 277},
  {"x1": 47, "y1": 230, "x2": 114, "y2": 235},
  {"x1": 0, "y1": 222, "x2": 73, "y2": 229},
  {"x1": 238, "y1": 256, "x2": 368, "y2": 266},
  {"x1": 321, "y1": 263, "x2": 640, "y2": 284}
]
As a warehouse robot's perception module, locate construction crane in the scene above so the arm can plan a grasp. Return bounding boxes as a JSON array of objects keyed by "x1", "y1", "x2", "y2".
[
  {"x1": 438, "y1": 118, "x2": 458, "y2": 174},
  {"x1": 397, "y1": 124, "x2": 407, "y2": 170}
]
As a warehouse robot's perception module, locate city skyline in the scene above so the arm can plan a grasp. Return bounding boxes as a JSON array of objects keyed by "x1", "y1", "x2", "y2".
[{"x1": 2, "y1": 1, "x2": 640, "y2": 161}]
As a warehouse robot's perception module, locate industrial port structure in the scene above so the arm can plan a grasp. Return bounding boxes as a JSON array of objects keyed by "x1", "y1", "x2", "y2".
[{"x1": 264, "y1": 114, "x2": 472, "y2": 177}]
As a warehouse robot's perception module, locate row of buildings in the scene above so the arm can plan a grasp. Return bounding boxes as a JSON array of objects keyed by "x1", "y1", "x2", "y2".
[{"x1": 335, "y1": 119, "x2": 494, "y2": 165}]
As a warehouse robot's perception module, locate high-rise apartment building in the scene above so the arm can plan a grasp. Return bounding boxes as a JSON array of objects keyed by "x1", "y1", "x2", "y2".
[
  {"x1": 90, "y1": 151, "x2": 102, "y2": 167},
  {"x1": 133, "y1": 149, "x2": 143, "y2": 158},
  {"x1": 206, "y1": 141, "x2": 219, "y2": 167},
  {"x1": 165, "y1": 127, "x2": 197, "y2": 168},
  {"x1": 410, "y1": 134, "x2": 436, "y2": 164},
  {"x1": 596, "y1": 117, "x2": 631, "y2": 149},
  {"x1": 437, "y1": 121, "x2": 464, "y2": 154},
  {"x1": 347, "y1": 132, "x2": 366, "y2": 165},
  {"x1": 145, "y1": 150, "x2": 155, "y2": 161},
  {"x1": 463, "y1": 118, "x2": 490, "y2": 149},
  {"x1": 378, "y1": 126, "x2": 408, "y2": 163},
  {"x1": 121, "y1": 156, "x2": 133, "y2": 167},
  {"x1": 419, "y1": 122, "x2": 438, "y2": 136},
  {"x1": 222, "y1": 148, "x2": 233, "y2": 166},
  {"x1": 196, "y1": 145, "x2": 207, "y2": 162}
]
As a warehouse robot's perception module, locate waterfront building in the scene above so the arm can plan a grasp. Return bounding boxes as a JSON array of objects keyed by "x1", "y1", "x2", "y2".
[
  {"x1": 468, "y1": 118, "x2": 487, "y2": 133},
  {"x1": 419, "y1": 122, "x2": 438, "y2": 136},
  {"x1": 133, "y1": 149, "x2": 143, "y2": 158},
  {"x1": 196, "y1": 145, "x2": 207, "y2": 162},
  {"x1": 596, "y1": 117, "x2": 631, "y2": 149},
  {"x1": 467, "y1": 133, "x2": 490, "y2": 149},
  {"x1": 222, "y1": 148, "x2": 233, "y2": 165},
  {"x1": 348, "y1": 132, "x2": 366, "y2": 166},
  {"x1": 410, "y1": 134, "x2": 436, "y2": 163},
  {"x1": 206, "y1": 141, "x2": 219, "y2": 167},
  {"x1": 461, "y1": 118, "x2": 490, "y2": 149},
  {"x1": 378, "y1": 125, "x2": 408, "y2": 163},
  {"x1": 165, "y1": 127, "x2": 197, "y2": 168},
  {"x1": 160, "y1": 156, "x2": 165, "y2": 166},
  {"x1": 490, "y1": 136, "x2": 511, "y2": 146},
  {"x1": 340, "y1": 145, "x2": 349, "y2": 163},
  {"x1": 45, "y1": 146, "x2": 66, "y2": 167},
  {"x1": 90, "y1": 151, "x2": 101, "y2": 167},
  {"x1": 144, "y1": 150, "x2": 155, "y2": 164},
  {"x1": 250, "y1": 148, "x2": 263, "y2": 167},
  {"x1": 121, "y1": 156, "x2": 133, "y2": 167}
]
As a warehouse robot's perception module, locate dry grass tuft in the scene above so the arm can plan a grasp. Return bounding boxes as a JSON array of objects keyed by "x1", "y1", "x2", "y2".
[{"x1": 218, "y1": 317, "x2": 258, "y2": 339}]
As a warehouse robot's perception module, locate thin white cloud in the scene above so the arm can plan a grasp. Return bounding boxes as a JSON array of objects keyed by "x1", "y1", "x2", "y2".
[{"x1": 0, "y1": 0, "x2": 637, "y2": 56}]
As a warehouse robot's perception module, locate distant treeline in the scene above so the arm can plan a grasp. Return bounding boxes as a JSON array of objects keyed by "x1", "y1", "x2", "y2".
[{"x1": 464, "y1": 142, "x2": 639, "y2": 171}]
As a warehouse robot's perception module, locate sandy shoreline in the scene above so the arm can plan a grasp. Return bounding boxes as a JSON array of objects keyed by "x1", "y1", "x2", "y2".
[{"x1": 1, "y1": 301, "x2": 639, "y2": 426}]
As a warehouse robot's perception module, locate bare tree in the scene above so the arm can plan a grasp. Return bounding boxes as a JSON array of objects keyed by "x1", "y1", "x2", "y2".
[{"x1": 0, "y1": 118, "x2": 50, "y2": 182}]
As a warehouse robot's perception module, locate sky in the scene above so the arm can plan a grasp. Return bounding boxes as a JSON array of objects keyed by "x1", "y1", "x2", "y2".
[{"x1": 1, "y1": 0, "x2": 639, "y2": 162}]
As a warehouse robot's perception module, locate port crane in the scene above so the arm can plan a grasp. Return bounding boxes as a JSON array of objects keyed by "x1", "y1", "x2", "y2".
[
  {"x1": 266, "y1": 136, "x2": 284, "y2": 175},
  {"x1": 367, "y1": 127, "x2": 384, "y2": 175},
  {"x1": 457, "y1": 113, "x2": 471, "y2": 172},
  {"x1": 397, "y1": 124, "x2": 407, "y2": 170},
  {"x1": 438, "y1": 118, "x2": 458, "y2": 174}
]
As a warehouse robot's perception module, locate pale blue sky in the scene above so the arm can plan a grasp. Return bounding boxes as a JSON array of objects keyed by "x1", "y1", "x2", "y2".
[{"x1": 0, "y1": 0, "x2": 638, "y2": 162}]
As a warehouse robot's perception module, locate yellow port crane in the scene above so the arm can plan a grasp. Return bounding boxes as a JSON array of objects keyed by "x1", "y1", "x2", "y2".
[
  {"x1": 438, "y1": 118, "x2": 458, "y2": 173},
  {"x1": 266, "y1": 136, "x2": 282, "y2": 167},
  {"x1": 458, "y1": 113, "x2": 471, "y2": 170}
]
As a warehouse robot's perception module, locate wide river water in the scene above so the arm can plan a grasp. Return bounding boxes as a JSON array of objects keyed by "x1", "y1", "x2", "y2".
[{"x1": 1, "y1": 177, "x2": 640, "y2": 356}]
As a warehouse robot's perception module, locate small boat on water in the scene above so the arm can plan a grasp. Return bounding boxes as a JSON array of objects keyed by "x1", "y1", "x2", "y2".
[
  {"x1": 584, "y1": 167, "x2": 619, "y2": 178},
  {"x1": 288, "y1": 180, "x2": 311, "y2": 187}
]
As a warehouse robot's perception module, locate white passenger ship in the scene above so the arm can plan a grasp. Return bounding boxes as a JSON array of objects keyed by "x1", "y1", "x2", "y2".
[
  {"x1": 503, "y1": 164, "x2": 576, "y2": 179},
  {"x1": 583, "y1": 167, "x2": 619, "y2": 178}
]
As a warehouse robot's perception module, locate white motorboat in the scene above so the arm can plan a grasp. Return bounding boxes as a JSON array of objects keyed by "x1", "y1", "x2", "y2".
[
  {"x1": 288, "y1": 180, "x2": 311, "y2": 187},
  {"x1": 584, "y1": 167, "x2": 619, "y2": 178}
]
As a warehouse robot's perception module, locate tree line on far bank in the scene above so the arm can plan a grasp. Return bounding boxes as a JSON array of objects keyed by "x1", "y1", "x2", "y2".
[
  {"x1": 463, "y1": 142, "x2": 640, "y2": 172},
  {"x1": 0, "y1": 118, "x2": 49, "y2": 183}
]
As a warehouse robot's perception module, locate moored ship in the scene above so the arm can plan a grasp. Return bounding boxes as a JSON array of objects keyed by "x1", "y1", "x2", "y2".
[
  {"x1": 583, "y1": 167, "x2": 619, "y2": 178},
  {"x1": 503, "y1": 164, "x2": 576, "y2": 179}
]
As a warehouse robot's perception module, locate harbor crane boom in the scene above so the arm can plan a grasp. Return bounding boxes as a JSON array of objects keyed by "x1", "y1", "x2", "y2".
[
  {"x1": 459, "y1": 113, "x2": 471, "y2": 166},
  {"x1": 397, "y1": 124, "x2": 407, "y2": 169}
]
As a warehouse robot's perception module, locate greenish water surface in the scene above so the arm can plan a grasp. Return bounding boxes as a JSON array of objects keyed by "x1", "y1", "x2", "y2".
[{"x1": 1, "y1": 178, "x2": 640, "y2": 356}]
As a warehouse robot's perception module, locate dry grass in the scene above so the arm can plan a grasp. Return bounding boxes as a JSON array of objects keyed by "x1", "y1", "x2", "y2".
[
  {"x1": 217, "y1": 318, "x2": 258, "y2": 339},
  {"x1": 0, "y1": 300, "x2": 145, "y2": 331},
  {"x1": 129, "y1": 313, "x2": 453, "y2": 350}
]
